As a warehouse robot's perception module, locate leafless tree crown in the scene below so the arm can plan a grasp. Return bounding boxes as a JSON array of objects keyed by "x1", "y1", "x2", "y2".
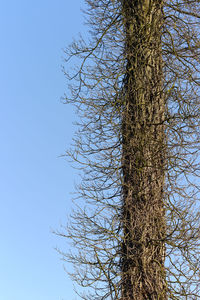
[{"x1": 58, "y1": 1, "x2": 200, "y2": 299}]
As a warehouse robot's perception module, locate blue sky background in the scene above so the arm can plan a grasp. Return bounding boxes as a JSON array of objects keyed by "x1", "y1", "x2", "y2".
[{"x1": 0, "y1": 1, "x2": 86, "y2": 299}]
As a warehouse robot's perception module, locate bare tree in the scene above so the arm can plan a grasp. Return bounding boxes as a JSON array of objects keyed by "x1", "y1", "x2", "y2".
[{"x1": 58, "y1": 0, "x2": 200, "y2": 299}]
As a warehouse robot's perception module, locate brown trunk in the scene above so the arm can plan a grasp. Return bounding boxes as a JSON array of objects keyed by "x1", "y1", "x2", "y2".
[{"x1": 121, "y1": 1, "x2": 167, "y2": 299}]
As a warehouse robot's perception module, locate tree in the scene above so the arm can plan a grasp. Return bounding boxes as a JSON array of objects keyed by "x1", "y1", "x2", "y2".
[{"x1": 58, "y1": 1, "x2": 200, "y2": 299}]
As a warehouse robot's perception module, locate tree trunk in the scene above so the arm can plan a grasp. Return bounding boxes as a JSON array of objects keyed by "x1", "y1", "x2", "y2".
[{"x1": 121, "y1": 1, "x2": 167, "y2": 299}]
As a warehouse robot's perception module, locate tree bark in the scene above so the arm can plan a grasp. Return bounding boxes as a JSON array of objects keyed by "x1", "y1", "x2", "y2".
[{"x1": 121, "y1": 1, "x2": 167, "y2": 299}]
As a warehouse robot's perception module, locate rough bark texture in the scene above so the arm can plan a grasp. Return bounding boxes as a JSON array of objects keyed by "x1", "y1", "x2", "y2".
[{"x1": 121, "y1": 1, "x2": 167, "y2": 299}]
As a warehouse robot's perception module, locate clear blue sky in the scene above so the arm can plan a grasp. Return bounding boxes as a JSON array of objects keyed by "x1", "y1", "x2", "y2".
[{"x1": 0, "y1": 1, "x2": 85, "y2": 299}]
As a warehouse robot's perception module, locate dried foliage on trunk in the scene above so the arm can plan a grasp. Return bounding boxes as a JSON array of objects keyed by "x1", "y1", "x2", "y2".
[
  {"x1": 121, "y1": 1, "x2": 167, "y2": 299},
  {"x1": 57, "y1": 0, "x2": 200, "y2": 299}
]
